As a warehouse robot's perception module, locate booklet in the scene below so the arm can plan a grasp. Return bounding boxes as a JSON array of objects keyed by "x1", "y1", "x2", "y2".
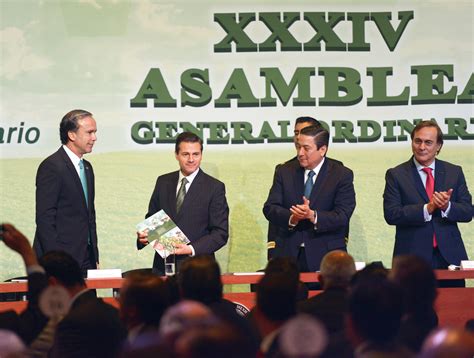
[{"x1": 136, "y1": 210, "x2": 190, "y2": 258}]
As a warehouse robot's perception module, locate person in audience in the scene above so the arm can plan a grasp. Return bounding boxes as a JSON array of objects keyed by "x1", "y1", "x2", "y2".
[
  {"x1": 0, "y1": 329, "x2": 27, "y2": 358},
  {"x1": 0, "y1": 224, "x2": 49, "y2": 345},
  {"x1": 350, "y1": 261, "x2": 388, "y2": 285},
  {"x1": 263, "y1": 126, "x2": 356, "y2": 273},
  {"x1": 252, "y1": 272, "x2": 298, "y2": 356},
  {"x1": 119, "y1": 270, "x2": 170, "y2": 345},
  {"x1": 298, "y1": 250, "x2": 355, "y2": 334},
  {"x1": 383, "y1": 120, "x2": 472, "y2": 287},
  {"x1": 275, "y1": 314, "x2": 329, "y2": 358},
  {"x1": 137, "y1": 131, "x2": 229, "y2": 275},
  {"x1": 264, "y1": 256, "x2": 308, "y2": 301},
  {"x1": 163, "y1": 274, "x2": 181, "y2": 306},
  {"x1": 465, "y1": 319, "x2": 474, "y2": 334},
  {"x1": 389, "y1": 254, "x2": 438, "y2": 353},
  {"x1": 158, "y1": 300, "x2": 217, "y2": 353},
  {"x1": 178, "y1": 255, "x2": 259, "y2": 350},
  {"x1": 174, "y1": 320, "x2": 256, "y2": 358},
  {"x1": 420, "y1": 327, "x2": 474, "y2": 358},
  {"x1": 346, "y1": 274, "x2": 413, "y2": 357},
  {"x1": 40, "y1": 251, "x2": 126, "y2": 358}
]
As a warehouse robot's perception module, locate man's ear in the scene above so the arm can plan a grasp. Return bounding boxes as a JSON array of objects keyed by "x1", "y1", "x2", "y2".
[
  {"x1": 67, "y1": 130, "x2": 76, "y2": 143},
  {"x1": 319, "y1": 145, "x2": 328, "y2": 157}
]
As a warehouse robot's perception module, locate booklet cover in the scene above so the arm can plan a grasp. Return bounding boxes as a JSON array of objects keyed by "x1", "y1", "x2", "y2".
[{"x1": 136, "y1": 210, "x2": 190, "y2": 258}]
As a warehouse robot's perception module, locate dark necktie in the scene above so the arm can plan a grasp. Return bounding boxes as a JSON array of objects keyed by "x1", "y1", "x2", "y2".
[
  {"x1": 422, "y1": 167, "x2": 437, "y2": 247},
  {"x1": 304, "y1": 170, "x2": 315, "y2": 199},
  {"x1": 79, "y1": 159, "x2": 88, "y2": 207},
  {"x1": 176, "y1": 177, "x2": 188, "y2": 213}
]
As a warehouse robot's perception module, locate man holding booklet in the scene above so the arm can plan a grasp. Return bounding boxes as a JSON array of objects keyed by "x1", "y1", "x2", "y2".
[{"x1": 136, "y1": 132, "x2": 229, "y2": 275}]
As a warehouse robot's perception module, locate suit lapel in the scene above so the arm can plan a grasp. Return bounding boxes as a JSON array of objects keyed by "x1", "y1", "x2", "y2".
[
  {"x1": 294, "y1": 165, "x2": 305, "y2": 201},
  {"x1": 167, "y1": 171, "x2": 180, "y2": 219},
  {"x1": 175, "y1": 169, "x2": 203, "y2": 219},
  {"x1": 408, "y1": 158, "x2": 429, "y2": 202},
  {"x1": 309, "y1": 159, "x2": 329, "y2": 202},
  {"x1": 59, "y1": 147, "x2": 89, "y2": 212},
  {"x1": 434, "y1": 159, "x2": 445, "y2": 192}
]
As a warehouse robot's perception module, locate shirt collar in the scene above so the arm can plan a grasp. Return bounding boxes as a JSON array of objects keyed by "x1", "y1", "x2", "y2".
[
  {"x1": 178, "y1": 167, "x2": 200, "y2": 185},
  {"x1": 413, "y1": 157, "x2": 435, "y2": 172},
  {"x1": 305, "y1": 157, "x2": 325, "y2": 178},
  {"x1": 63, "y1": 144, "x2": 82, "y2": 167}
]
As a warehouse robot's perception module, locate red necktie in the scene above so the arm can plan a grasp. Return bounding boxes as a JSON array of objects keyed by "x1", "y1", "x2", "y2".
[{"x1": 422, "y1": 167, "x2": 437, "y2": 247}]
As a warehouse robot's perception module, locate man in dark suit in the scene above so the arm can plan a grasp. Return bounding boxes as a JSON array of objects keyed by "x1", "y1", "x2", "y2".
[
  {"x1": 383, "y1": 120, "x2": 472, "y2": 273},
  {"x1": 33, "y1": 110, "x2": 98, "y2": 275},
  {"x1": 119, "y1": 271, "x2": 170, "y2": 344},
  {"x1": 298, "y1": 250, "x2": 355, "y2": 334},
  {"x1": 137, "y1": 132, "x2": 229, "y2": 274},
  {"x1": 267, "y1": 116, "x2": 321, "y2": 260},
  {"x1": 263, "y1": 126, "x2": 356, "y2": 272}
]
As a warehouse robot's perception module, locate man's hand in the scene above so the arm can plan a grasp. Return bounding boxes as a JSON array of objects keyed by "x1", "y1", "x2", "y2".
[
  {"x1": 433, "y1": 189, "x2": 453, "y2": 211},
  {"x1": 427, "y1": 189, "x2": 453, "y2": 213},
  {"x1": 1, "y1": 223, "x2": 38, "y2": 267},
  {"x1": 173, "y1": 243, "x2": 192, "y2": 255},
  {"x1": 290, "y1": 197, "x2": 315, "y2": 224},
  {"x1": 137, "y1": 230, "x2": 149, "y2": 246}
]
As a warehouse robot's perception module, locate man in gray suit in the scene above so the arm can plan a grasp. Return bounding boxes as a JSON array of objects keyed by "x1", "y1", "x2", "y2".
[{"x1": 137, "y1": 132, "x2": 229, "y2": 274}]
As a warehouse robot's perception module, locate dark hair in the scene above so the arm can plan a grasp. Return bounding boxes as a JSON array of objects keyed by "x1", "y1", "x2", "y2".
[
  {"x1": 175, "y1": 132, "x2": 203, "y2": 154},
  {"x1": 411, "y1": 120, "x2": 444, "y2": 151},
  {"x1": 300, "y1": 126, "x2": 329, "y2": 150},
  {"x1": 121, "y1": 271, "x2": 169, "y2": 325},
  {"x1": 350, "y1": 261, "x2": 388, "y2": 286},
  {"x1": 390, "y1": 255, "x2": 437, "y2": 315},
  {"x1": 178, "y1": 256, "x2": 222, "y2": 305},
  {"x1": 257, "y1": 272, "x2": 298, "y2": 322},
  {"x1": 349, "y1": 277, "x2": 403, "y2": 343},
  {"x1": 264, "y1": 257, "x2": 299, "y2": 282},
  {"x1": 39, "y1": 251, "x2": 85, "y2": 288},
  {"x1": 264, "y1": 257, "x2": 309, "y2": 301},
  {"x1": 59, "y1": 109, "x2": 93, "y2": 144},
  {"x1": 295, "y1": 116, "x2": 321, "y2": 128}
]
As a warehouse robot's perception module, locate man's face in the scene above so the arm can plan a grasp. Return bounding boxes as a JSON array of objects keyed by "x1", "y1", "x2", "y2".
[
  {"x1": 411, "y1": 127, "x2": 441, "y2": 166},
  {"x1": 176, "y1": 141, "x2": 202, "y2": 176},
  {"x1": 68, "y1": 116, "x2": 97, "y2": 157},
  {"x1": 293, "y1": 121, "x2": 313, "y2": 144},
  {"x1": 296, "y1": 134, "x2": 327, "y2": 170}
]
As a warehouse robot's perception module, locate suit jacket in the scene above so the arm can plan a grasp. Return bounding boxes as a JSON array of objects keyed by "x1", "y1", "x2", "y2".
[
  {"x1": 267, "y1": 156, "x2": 346, "y2": 260},
  {"x1": 297, "y1": 287, "x2": 349, "y2": 334},
  {"x1": 383, "y1": 158, "x2": 472, "y2": 265},
  {"x1": 139, "y1": 169, "x2": 229, "y2": 273},
  {"x1": 263, "y1": 158, "x2": 356, "y2": 271},
  {"x1": 33, "y1": 147, "x2": 98, "y2": 265},
  {"x1": 51, "y1": 290, "x2": 126, "y2": 358}
]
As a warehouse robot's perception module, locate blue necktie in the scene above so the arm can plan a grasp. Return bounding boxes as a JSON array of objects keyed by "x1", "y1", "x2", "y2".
[
  {"x1": 79, "y1": 159, "x2": 88, "y2": 207},
  {"x1": 304, "y1": 170, "x2": 315, "y2": 199}
]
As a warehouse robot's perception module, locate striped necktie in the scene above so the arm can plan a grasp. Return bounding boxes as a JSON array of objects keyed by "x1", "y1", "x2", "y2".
[{"x1": 176, "y1": 177, "x2": 188, "y2": 213}]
